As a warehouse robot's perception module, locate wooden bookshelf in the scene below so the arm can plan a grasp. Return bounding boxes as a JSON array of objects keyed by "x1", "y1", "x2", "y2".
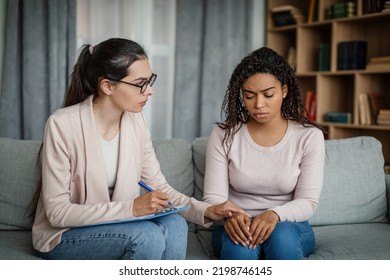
[{"x1": 266, "y1": 0, "x2": 390, "y2": 164}]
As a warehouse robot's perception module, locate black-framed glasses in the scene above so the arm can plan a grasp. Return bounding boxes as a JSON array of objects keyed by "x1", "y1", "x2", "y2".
[{"x1": 111, "y1": 73, "x2": 157, "y2": 95}]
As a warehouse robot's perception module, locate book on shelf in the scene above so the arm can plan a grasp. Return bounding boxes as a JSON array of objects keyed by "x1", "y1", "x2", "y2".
[
  {"x1": 377, "y1": 117, "x2": 390, "y2": 125},
  {"x1": 384, "y1": 0, "x2": 390, "y2": 11},
  {"x1": 337, "y1": 41, "x2": 367, "y2": 70},
  {"x1": 327, "y1": 1, "x2": 356, "y2": 19},
  {"x1": 377, "y1": 109, "x2": 390, "y2": 125},
  {"x1": 358, "y1": 92, "x2": 389, "y2": 125},
  {"x1": 304, "y1": 90, "x2": 316, "y2": 122},
  {"x1": 366, "y1": 63, "x2": 390, "y2": 71},
  {"x1": 318, "y1": 42, "x2": 330, "y2": 71},
  {"x1": 359, "y1": 92, "x2": 374, "y2": 125},
  {"x1": 362, "y1": 0, "x2": 390, "y2": 14},
  {"x1": 368, "y1": 92, "x2": 386, "y2": 123},
  {"x1": 369, "y1": 56, "x2": 390, "y2": 63},
  {"x1": 324, "y1": 112, "x2": 352, "y2": 124},
  {"x1": 271, "y1": 5, "x2": 305, "y2": 27},
  {"x1": 384, "y1": 164, "x2": 390, "y2": 174},
  {"x1": 307, "y1": 0, "x2": 318, "y2": 23},
  {"x1": 286, "y1": 46, "x2": 296, "y2": 70},
  {"x1": 378, "y1": 109, "x2": 390, "y2": 116},
  {"x1": 363, "y1": 0, "x2": 386, "y2": 14},
  {"x1": 309, "y1": 94, "x2": 316, "y2": 122},
  {"x1": 366, "y1": 56, "x2": 390, "y2": 71}
]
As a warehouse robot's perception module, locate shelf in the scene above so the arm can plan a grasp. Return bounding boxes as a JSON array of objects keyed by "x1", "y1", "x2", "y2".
[
  {"x1": 296, "y1": 69, "x2": 390, "y2": 76},
  {"x1": 321, "y1": 123, "x2": 390, "y2": 131}
]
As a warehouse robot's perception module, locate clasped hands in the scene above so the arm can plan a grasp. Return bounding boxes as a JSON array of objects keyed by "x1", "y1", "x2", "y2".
[
  {"x1": 224, "y1": 210, "x2": 280, "y2": 249},
  {"x1": 132, "y1": 190, "x2": 249, "y2": 220},
  {"x1": 133, "y1": 190, "x2": 251, "y2": 224}
]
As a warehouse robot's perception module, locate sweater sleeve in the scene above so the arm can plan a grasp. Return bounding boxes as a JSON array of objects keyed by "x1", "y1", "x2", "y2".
[
  {"x1": 203, "y1": 127, "x2": 230, "y2": 205},
  {"x1": 270, "y1": 128, "x2": 325, "y2": 222}
]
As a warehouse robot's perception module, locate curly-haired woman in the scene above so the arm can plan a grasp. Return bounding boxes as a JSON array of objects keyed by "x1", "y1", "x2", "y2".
[{"x1": 203, "y1": 47, "x2": 325, "y2": 260}]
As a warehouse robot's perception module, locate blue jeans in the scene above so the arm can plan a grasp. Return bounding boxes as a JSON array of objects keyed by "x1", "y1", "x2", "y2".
[
  {"x1": 37, "y1": 214, "x2": 188, "y2": 260},
  {"x1": 212, "y1": 221, "x2": 315, "y2": 260}
]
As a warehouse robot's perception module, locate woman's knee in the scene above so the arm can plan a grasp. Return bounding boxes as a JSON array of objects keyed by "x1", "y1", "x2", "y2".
[
  {"x1": 122, "y1": 222, "x2": 167, "y2": 259},
  {"x1": 150, "y1": 214, "x2": 188, "y2": 260},
  {"x1": 263, "y1": 221, "x2": 314, "y2": 260},
  {"x1": 154, "y1": 214, "x2": 188, "y2": 238},
  {"x1": 212, "y1": 226, "x2": 260, "y2": 260}
]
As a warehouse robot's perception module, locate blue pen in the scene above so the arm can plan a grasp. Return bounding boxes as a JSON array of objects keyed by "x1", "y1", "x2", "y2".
[{"x1": 138, "y1": 180, "x2": 172, "y2": 206}]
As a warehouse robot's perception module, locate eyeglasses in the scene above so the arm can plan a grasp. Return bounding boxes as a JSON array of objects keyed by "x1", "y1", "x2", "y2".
[{"x1": 111, "y1": 73, "x2": 157, "y2": 94}]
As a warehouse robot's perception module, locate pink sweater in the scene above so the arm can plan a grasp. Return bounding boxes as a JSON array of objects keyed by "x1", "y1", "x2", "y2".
[{"x1": 203, "y1": 121, "x2": 325, "y2": 222}]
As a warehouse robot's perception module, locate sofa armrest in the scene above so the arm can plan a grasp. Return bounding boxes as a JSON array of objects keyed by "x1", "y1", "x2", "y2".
[{"x1": 386, "y1": 174, "x2": 390, "y2": 223}]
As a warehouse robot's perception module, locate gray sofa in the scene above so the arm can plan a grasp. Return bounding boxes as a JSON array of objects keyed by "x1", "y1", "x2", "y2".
[{"x1": 1, "y1": 136, "x2": 390, "y2": 260}]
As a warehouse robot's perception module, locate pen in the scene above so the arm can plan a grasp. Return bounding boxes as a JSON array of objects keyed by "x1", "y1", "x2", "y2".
[{"x1": 138, "y1": 180, "x2": 172, "y2": 206}]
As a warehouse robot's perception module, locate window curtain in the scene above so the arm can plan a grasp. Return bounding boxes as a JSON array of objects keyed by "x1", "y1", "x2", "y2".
[
  {"x1": 173, "y1": 0, "x2": 255, "y2": 141},
  {"x1": 0, "y1": 0, "x2": 76, "y2": 140},
  {"x1": 76, "y1": 0, "x2": 177, "y2": 141}
]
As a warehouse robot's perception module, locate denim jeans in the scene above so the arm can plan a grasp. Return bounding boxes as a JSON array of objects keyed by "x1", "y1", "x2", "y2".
[
  {"x1": 212, "y1": 221, "x2": 315, "y2": 260},
  {"x1": 37, "y1": 214, "x2": 188, "y2": 260}
]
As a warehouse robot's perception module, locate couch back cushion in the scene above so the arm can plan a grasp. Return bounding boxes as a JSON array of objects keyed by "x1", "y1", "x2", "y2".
[
  {"x1": 310, "y1": 136, "x2": 387, "y2": 225},
  {"x1": 0, "y1": 138, "x2": 42, "y2": 230},
  {"x1": 192, "y1": 136, "x2": 387, "y2": 226},
  {"x1": 192, "y1": 137, "x2": 209, "y2": 201},
  {"x1": 152, "y1": 139, "x2": 194, "y2": 197}
]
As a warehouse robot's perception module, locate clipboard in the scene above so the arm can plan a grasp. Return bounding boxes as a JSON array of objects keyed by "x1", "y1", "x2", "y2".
[{"x1": 79, "y1": 205, "x2": 191, "y2": 227}]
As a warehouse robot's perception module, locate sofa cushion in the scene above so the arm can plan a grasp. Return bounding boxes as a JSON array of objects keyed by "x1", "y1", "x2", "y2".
[
  {"x1": 310, "y1": 136, "x2": 387, "y2": 226},
  {"x1": 309, "y1": 223, "x2": 390, "y2": 259},
  {"x1": 153, "y1": 139, "x2": 196, "y2": 232},
  {"x1": 192, "y1": 137, "x2": 208, "y2": 201},
  {"x1": 0, "y1": 138, "x2": 42, "y2": 230},
  {"x1": 0, "y1": 231, "x2": 42, "y2": 260},
  {"x1": 186, "y1": 231, "x2": 211, "y2": 260},
  {"x1": 153, "y1": 139, "x2": 194, "y2": 197}
]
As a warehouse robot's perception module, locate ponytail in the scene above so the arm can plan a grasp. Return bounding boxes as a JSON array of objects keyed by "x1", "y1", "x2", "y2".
[{"x1": 63, "y1": 45, "x2": 95, "y2": 107}]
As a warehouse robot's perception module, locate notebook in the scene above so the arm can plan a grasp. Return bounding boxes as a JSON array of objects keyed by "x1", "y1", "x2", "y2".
[{"x1": 79, "y1": 205, "x2": 191, "y2": 227}]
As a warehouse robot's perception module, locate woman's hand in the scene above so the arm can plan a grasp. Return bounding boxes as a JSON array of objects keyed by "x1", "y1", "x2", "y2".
[
  {"x1": 249, "y1": 210, "x2": 279, "y2": 249},
  {"x1": 132, "y1": 190, "x2": 170, "y2": 216},
  {"x1": 204, "y1": 201, "x2": 249, "y2": 221},
  {"x1": 224, "y1": 213, "x2": 252, "y2": 247}
]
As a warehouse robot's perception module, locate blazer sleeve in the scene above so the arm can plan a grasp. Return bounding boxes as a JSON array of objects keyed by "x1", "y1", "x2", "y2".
[{"x1": 138, "y1": 115, "x2": 212, "y2": 227}]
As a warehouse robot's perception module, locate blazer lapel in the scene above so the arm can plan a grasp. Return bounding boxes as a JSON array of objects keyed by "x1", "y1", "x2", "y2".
[{"x1": 79, "y1": 96, "x2": 110, "y2": 204}]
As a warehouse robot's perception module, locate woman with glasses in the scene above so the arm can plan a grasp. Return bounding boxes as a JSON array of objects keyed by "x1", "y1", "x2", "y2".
[
  {"x1": 30, "y1": 38, "x2": 246, "y2": 260},
  {"x1": 203, "y1": 47, "x2": 325, "y2": 260}
]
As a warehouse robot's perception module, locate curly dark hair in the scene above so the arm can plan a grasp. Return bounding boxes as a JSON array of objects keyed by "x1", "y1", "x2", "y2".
[{"x1": 218, "y1": 47, "x2": 317, "y2": 152}]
